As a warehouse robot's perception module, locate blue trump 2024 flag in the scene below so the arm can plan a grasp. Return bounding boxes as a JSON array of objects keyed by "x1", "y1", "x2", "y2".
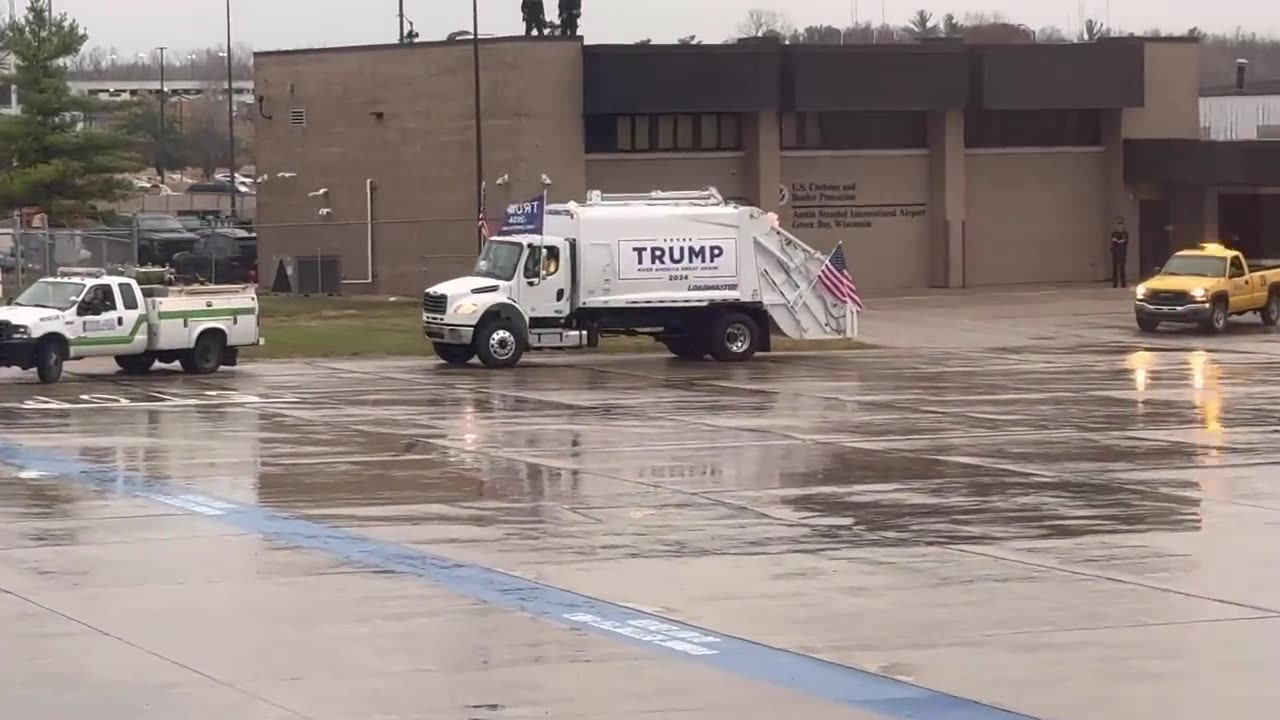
[{"x1": 501, "y1": 193, "x2": 546, "y2": 235}]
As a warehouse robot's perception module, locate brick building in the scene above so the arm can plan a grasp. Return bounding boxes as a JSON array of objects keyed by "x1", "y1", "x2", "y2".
[{"x1": 252, "y1": 35, "x2": 1280, "y2": 296}]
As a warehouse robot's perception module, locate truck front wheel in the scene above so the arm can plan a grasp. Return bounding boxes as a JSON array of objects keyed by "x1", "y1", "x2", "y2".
[
  {"x1": 34, "y1": 339, "x2": 66, "y2": 384},
  {"x1": 474, "y1": 320, "x2": 525, "y2": 368},
  {"x1": 115, "y1": 353, "x2": 157, "y2": 375},
  {"x1": 709, "y1": 312, "x2": 759, "y2": 362},
  {"x1": 1262, "y1": 292, "x2": 1280, "y2": 326},
  {"x1": 433, "y1": 342, "x2": 475, "y2": 366},
  {"x1": 1203, "y1": 298, "x2": 1229, "y2": 334},
  {"x1": 181, "y1": 332, "x2": 225, "y2": 374}
]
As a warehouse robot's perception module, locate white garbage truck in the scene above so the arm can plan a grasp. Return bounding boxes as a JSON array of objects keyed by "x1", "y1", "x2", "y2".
[
  {"x1": 421, "y1": 188, "x2": 856, "y2": 368},
  {"x1": 0, "y1": 267, "x2": 260, "y2": 383}
]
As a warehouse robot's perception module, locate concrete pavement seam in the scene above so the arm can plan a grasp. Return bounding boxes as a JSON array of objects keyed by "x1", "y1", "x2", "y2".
[{"x1": 0, "y1": 585, "x2": 317, "y2": 719}]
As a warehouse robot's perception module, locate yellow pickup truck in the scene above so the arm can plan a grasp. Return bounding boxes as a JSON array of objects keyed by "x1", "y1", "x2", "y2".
[{"x1": 1135, "y1": 243, "x2": 1280, "y2": 332}]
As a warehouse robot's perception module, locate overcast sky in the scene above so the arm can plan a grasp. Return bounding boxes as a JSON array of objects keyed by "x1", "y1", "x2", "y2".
[{"x1": 56, "y1": 0, "x2": 1276, "y2": 54}]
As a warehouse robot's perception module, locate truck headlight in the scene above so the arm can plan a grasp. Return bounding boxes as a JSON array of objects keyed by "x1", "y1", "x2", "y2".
[
  {"x1": 1190, "y1": 287, "x2": 1208, "y2": 301},
  {"x1": 1135, "y1": 285, "x2": 1147, "y2": 299},
  {"x1": 452, "y1": 302, "x2": 480, "y2": 315},
  {"x1": 9, "y1": 325, "x2": 29, "y2": 338}
]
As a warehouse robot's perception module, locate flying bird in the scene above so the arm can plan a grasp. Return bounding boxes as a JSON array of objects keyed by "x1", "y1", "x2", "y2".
[{"x1": 308, "y1": 188, "x2": 328, "y2": 197}]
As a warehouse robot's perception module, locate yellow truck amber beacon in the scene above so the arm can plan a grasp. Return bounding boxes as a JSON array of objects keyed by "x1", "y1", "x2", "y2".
[{"x1": 1134, "y1": 243, "x2": 1280, "y2": 333}]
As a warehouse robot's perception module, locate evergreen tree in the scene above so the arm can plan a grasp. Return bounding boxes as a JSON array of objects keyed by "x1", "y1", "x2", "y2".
[{"x1": 0, "y1": 1, "x2": 140, "y2": 221}]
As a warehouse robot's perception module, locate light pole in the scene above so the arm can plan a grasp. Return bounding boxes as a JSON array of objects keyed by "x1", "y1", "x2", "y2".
[
  {"x1": 398, "y1": 0, "x2": 405, "y2": 43},
  {"x1": 471, "y1": 0, "x2": 484, "y2": 249},
  {"x1": 223, "y1": 0, "x2": 237, "y2": 216},
  {"x1": 156, "y1": 46, "x2": 167, "y2": 182}
]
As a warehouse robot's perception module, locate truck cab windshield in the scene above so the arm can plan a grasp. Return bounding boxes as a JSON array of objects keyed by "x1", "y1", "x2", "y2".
[
  {"x1": 1161, "y1": 255, "x2": 1228, "y2": 278},
  {"x1": 13, "y1": 280, "x2": 84, "y2": 310},
  {"x1": 472, "y1": 240, "x2": 523, "y2": 281}
]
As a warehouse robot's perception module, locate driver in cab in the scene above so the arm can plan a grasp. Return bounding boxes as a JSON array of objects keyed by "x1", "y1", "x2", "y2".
[{"x1": 80, "y1": 285, "x2": 111, "y2": 315}]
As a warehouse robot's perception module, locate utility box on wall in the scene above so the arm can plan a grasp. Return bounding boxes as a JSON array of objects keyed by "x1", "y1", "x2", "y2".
[
  {"x1": 295, "y1": 255, "x2": 342, "y2": 294},
  {"x1": 271, "y1": 255, "x2": 342, "y2": 294}
]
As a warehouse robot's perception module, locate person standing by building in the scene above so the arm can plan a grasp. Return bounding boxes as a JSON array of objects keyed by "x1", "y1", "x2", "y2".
[
  {"x1": 522, "y1": 0, "x2": 546, "y2": 36},
  {"x1": 1111, "y1": 217, "x2": 1130, "y2": 288}
]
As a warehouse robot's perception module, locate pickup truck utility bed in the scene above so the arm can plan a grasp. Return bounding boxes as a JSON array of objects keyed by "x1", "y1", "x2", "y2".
[
  {"x1": 1135, "y1": 243, "x2": 1280, "y2": 332},
  {"x1": 0, "y1": 267, "x2": 261, "y2": 383}
]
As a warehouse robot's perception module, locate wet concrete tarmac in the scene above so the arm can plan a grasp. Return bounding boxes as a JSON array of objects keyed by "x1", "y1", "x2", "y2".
[{"x1": 4, "y1": 305, "x2": 1280, "y2": 718}]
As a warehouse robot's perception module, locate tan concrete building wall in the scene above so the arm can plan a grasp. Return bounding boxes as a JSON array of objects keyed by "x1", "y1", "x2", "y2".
[
  {"x1": 253, "y1": 39, "x2": 585, "y2": 296},
  {"x1": 965, "y1": 150, "x2": 1108, "y2": 286},
  {"x1": 584, "y1": 154, "x2": 747, "y2": 200},
  {"x1": 1121, "y1": 40, "x2": 1202, "y2": 140},
  {"x1": 779, "y1": 153, "x2": 931, "y2": 291}
]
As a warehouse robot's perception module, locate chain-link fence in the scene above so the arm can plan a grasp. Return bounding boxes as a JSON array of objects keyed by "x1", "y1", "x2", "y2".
[
  {"x1": 1, "y1": 212, "x2": 487, "y2": 300},
  {"x1": 1, "y1": 227, "x2": 140, "y2": 297}
]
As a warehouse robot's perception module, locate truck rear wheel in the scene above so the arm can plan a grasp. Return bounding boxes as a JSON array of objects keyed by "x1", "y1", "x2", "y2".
[
  {"x1": 115, "y1": 353, "x2": 157, "y2": 375},
  {"x1": 1262, "y1": 292, "x2": 1280, "y2": 326},
  {"x1": 709, "y1": 312, "x2": 759, "y2": 362},
  {"x1": 474, "y1": 320, "x2": 524, "y2": 368},
  {"x1": 181, "y1": 332, "x2": 225, "y2": 374},
  {"x1": 35, "y1": 339, "x2": 66, "y2": 385},
  {"x1": 433, "y1": 342, "x2": 475, "y2": 366}
]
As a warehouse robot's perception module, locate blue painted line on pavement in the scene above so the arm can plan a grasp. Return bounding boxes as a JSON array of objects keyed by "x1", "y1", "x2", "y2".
[{"x1": 0, "y1": 440, "x2": 1036, "y2": 720}]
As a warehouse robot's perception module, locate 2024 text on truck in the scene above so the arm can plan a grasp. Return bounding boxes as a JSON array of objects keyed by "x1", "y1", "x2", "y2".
[
  {"x1": 1134, "y1": 243, "x2": 1280, "y2": 333},
  {"x1": 420, "y1": 189, "x2": 856, "y2": 368}
]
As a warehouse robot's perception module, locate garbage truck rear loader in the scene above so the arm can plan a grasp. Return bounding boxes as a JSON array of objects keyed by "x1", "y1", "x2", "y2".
[{"x1": 421, "y1": 188, "x2": 855, "y2": 368}]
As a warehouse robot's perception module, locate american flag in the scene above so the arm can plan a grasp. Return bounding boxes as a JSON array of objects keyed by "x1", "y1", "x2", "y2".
[
  {"x1": 477, "y1": 183, "x2": 491, "y2": 241},
  {"x1": 818, "y1": 243, "x2": 864, "y2": 311}
]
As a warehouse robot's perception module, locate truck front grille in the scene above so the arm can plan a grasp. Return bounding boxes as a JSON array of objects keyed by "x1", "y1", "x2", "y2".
[
  {"x1": 1146, "y1": 290, "x2": 1191, "y2": 307},
  {"x1": 0, "y1": 320, "x2": 11, "y2": 340},
  {"x1": 423, "y1": 292, "x2": 448, "y2": 316}
]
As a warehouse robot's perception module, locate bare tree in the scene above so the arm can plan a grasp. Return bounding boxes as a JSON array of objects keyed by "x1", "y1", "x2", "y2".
[
  {"x1": 941, "y1": 13, "x2": 965, "y2": 37},
  {"x1": 1078, "y1": 18, "x2": 1110, "y2": 41},
  {"x1": 788, "y1": 25, "x2": 843, "y2": 44},
  {"x1": 738, "y1": 9, "x2": 793, "y2": 39},
  {"x1": 1037, "y1": 25, "x2": 1070, "y2": 42},
  {"x1": 676, "y1": 34, "x2": 701, "y2": 44}
]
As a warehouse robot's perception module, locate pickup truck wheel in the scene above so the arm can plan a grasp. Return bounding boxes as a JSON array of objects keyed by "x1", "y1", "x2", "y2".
[
  {"x1": 1203, "y1": 298, "x2": 1229, "y2": 334},
  {"x1": 34, "y1": 339, "x2": 66, "y2": 384},
  {"x1": 433, "y1": 342, "x2": 475, "y2": 366},
  {"x1": 181, "y1": 332, "x2": 225, "y2": 374},
  {"x1": 1136, "y1": 316, "x2": 1161, "y2": 333},
  {"x1": 1262, "y1": 292, "x2": 1280, "y2": 326},
  {"x1": 709, "y1": 312, "x2": 759, "y2": 362},
  {"x1": 115, "y1": 353, "x2": 157, "y2": 375},
  {"x1": 474, "y1": 320, "x2": 524, "y2": 368}
]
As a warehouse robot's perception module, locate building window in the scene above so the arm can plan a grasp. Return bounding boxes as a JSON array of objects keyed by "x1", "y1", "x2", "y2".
[
  {"x1": 965, "y1": 109, "x2": 1102, "y2": 148},
  {"x1": 781, "y1": 111, "x2": 928, "y2": 151},
  {"x1": 584, "y1": 113, "x2": 742, "y2": 154}
]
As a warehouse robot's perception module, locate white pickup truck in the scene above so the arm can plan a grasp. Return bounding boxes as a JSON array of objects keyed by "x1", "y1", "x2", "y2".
[{"x1": 0, "y1": 267, "x2": 260, "y2": 383}]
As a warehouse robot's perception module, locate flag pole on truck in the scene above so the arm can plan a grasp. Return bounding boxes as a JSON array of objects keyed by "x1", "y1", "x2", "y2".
[{"x1": 793, "y1": 241, "x2": 863, "y2": 337}]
